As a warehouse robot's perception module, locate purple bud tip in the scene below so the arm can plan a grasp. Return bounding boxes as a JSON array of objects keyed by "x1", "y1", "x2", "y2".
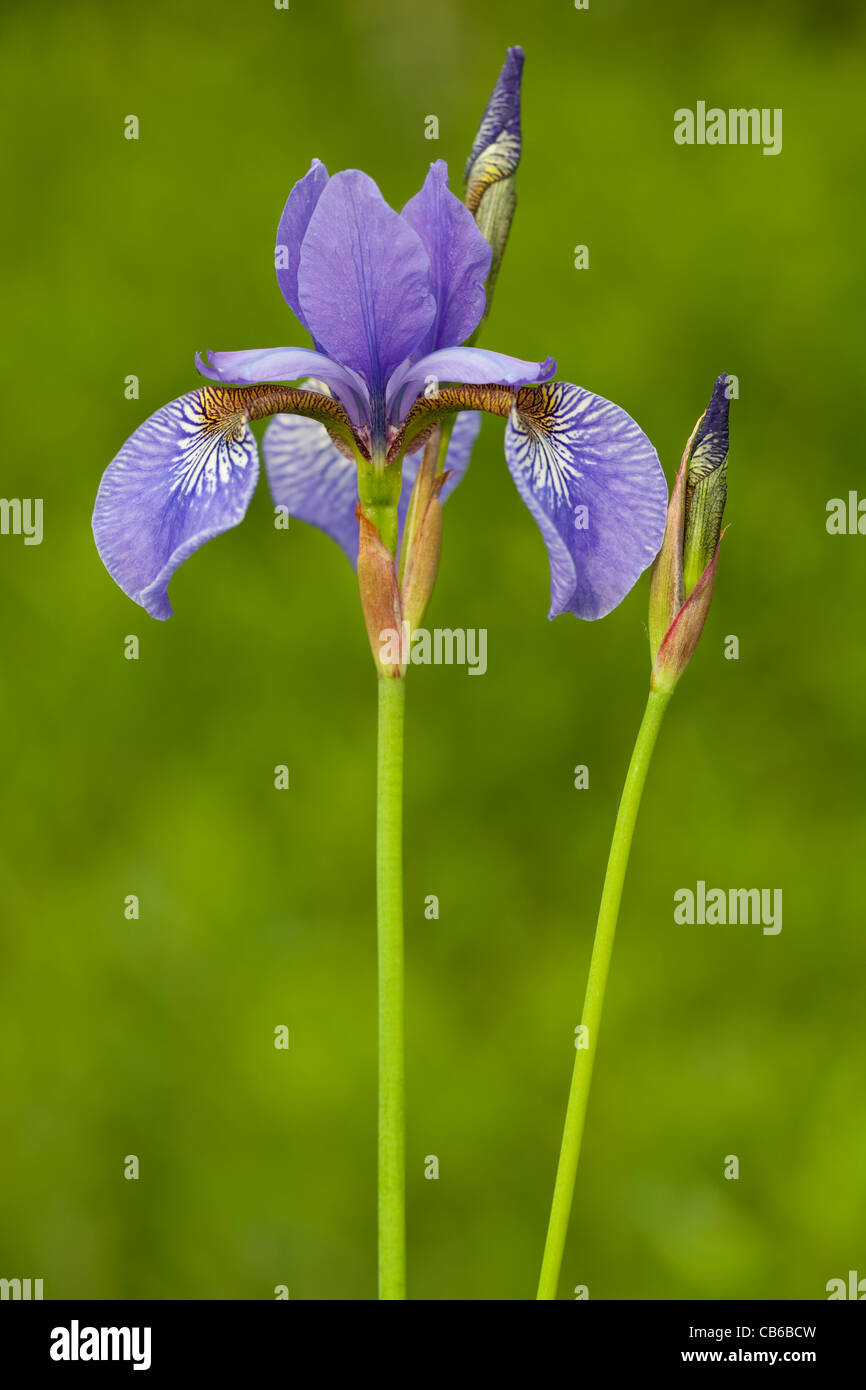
[
  {"x1": 464, "y1": 46, "x2": 525, "y2": 183},
  {"x1": 693, "y1": 373, "x2": 730, "y2": 465}
]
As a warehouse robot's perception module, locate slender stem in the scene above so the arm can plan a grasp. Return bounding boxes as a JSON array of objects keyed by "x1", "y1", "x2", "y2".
[
  {"x1": 377, "y1": 674, "x2": 406, "y2": 1299},
  {"x1": 537, "y1": 687, "x2": 672, "y2": 1299}
]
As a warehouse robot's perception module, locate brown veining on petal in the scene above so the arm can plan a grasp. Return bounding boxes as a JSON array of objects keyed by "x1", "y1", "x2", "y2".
[
  {"x1": 191, "y1": 383, "x2": 367, "y2": 459},
  {"x1": 392, "y1": 383, "x2": 518, "y2": 461}
]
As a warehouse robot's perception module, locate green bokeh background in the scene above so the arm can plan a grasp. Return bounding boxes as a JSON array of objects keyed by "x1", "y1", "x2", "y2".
[{"x1": 1, "y1": 0, "x2": 863, "y2": 1300}]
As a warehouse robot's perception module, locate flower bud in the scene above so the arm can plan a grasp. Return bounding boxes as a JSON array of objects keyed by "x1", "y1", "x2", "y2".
[
  {"x1": 401, "y1": 489, "x2": 444, "y2": 635},
  {"x1": 397, "y1": 429, "x2": 444, "y2": 632},
  {"x1": 650, "y1": 542, "x2": 723, "y2": 695},
  {"x1": 464, "y1": 46, "x2": 523, "y2": 314},
  {"x1": 648, "y1": 375, "x2": 731, "y2": 694},
  {"x1": 682, "y1": 374, "x2": 730, "y2": 594},
  {"x1": 357, "y1": 506, "x2": 404, "y2": 679}
]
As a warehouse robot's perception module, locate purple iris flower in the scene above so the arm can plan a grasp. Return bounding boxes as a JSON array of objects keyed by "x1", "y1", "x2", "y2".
[{"x1": 93, "y1": 154, "x2": 667, "y2": 623}]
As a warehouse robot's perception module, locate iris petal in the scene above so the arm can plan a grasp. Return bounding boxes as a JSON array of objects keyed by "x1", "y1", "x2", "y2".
[
  {"x1": 504, "y1": 382, "x2": 667, "y2": 620},
  {"x1": 386, "y1": 345, "x2": 555, "y2": 423},
  {"x1": 297, "y1": 170, "x2": 436, "y2": 395},
  {"x1": 263, "y1": 409, "x2": 482, "y2": 569},
  {"x1": 92, "y1": 389, "x2": 260, "y2": 620},
  {"x1": 263, "y1": 412, "x2": 361, "y2": 564},
  {"x1": 196, "y1": 347, "x2": 370, "y2": 427},
  {"x1": 401, "y1": 161, "x2": 492, "y2": 357},
  {"x1": 275, "y1": 158, "x2": 330, "y2": 326}
]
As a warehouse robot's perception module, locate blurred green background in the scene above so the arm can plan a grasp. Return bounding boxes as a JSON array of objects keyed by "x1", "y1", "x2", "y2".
[{"x1": 1, "y1": 0, "x2": 864, "y2": 1301}]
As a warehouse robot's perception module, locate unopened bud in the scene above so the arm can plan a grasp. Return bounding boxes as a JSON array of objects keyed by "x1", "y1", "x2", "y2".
[
  {"x1": 401, "y1": 490, "x2": 443, "y2": 634},
  {"x1": 357, "y1": 506, "x2": 403, "y2": 678},
  {"x1": 682, "y1": 374, "x2": 730, "y2": 594},
  {"x1": 651, "y1": 538, "x2": 724, "y2": 695},
  {"x1": 464, "y1": 46, "x2": 523, "y2": 314},
  {"x1": 649, "y1": 375, "x2": 732, "y2": 693},
  {"x1": 398, "y1": 430, "x2": 445, "y2": 632}
]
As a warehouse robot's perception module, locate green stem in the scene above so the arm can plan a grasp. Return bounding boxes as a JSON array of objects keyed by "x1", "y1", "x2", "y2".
[
  {"x1": 377, "y1": 674, "x2": 406, "y2": 1299},
  {"x1": 537, "y1": 686, "x2": 671, "y2": 1300}
]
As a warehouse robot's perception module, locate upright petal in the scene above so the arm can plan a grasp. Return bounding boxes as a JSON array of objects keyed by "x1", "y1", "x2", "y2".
[
  {"x1": 386, "y1": 345, "x2": 555, "y2": 423},
  {"x1": 401, "y1": 161, "x2": 492, "y2": 357},
  {"x1": 275, "y1": 159, "x2": 329, "y2": 324},
  {"x1": 504, "y1": 382, "x2": 667, "y2": 620},
  {"x1": 93, "y1": 388, "x2": 260, "y2": 620},
  {"x1": 297, "y1": 170, "x2": 435, "y2": 395},
  {"x1": 263, "y1": 412, "x2": 361, "y2": 565},
  {"x1": 196, "y1": 347, "x2": 370, "y2": 427}
]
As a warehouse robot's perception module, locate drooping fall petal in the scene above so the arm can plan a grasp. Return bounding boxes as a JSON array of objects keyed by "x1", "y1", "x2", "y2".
[
  {"x1": 262, "y1": 411, "x2": 361, "y2": 563},
  {"x1": 93, "y1": 388, "x2": 261, "y2": 620},
  {"x1": 504, "y1": 382, "x2": 667, "y2": 620},
  {"x1": 263, "y1": 407, "x2": 482, "y2": 568}
]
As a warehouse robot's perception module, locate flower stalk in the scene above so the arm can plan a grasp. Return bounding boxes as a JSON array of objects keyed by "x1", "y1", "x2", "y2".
[
  {"x1": 537, "y1": 686, "x2": 670, "y2": 1299},
  {"x1": 376, "y1": 672, "x2": 406, "y2": 1298},
  {"x1": 537, "y1": 375, "x2": 731, "y2": 1298}
]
